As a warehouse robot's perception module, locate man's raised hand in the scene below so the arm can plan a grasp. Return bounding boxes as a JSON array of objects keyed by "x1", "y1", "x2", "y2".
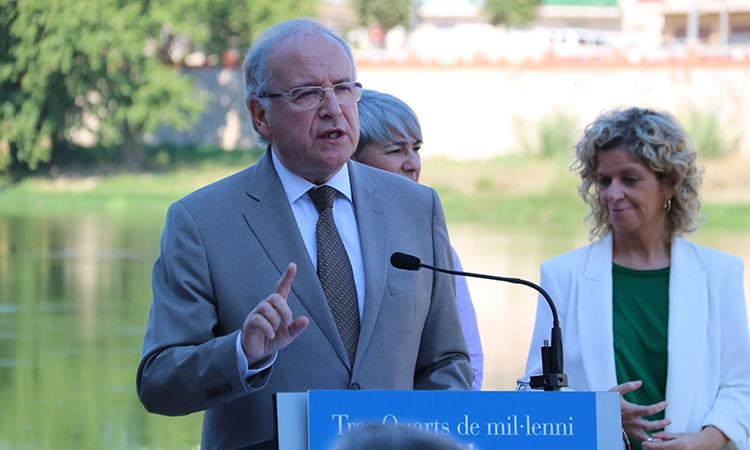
[{"x1": 241, "y1": 263, "x2": 309, "y2": 367}]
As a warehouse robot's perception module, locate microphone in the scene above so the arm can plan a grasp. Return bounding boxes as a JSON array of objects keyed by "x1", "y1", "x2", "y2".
[{"x1": 390, "y1": 252, "x2": 568, "y2": 391}]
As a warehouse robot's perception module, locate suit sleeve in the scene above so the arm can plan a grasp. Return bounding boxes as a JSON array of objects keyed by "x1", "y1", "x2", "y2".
[
  {"x1": 413, "y1": 189, "x2": 474, "y2": 390},
  {"x1": 136, "y1": 201, "x2": 268, "y2": 416},
  {"x1": 702, "y1": 257, "x2": 750, "y2": 449}
]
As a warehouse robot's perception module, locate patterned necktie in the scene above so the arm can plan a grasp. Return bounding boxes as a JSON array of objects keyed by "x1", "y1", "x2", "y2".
[{"x1": 308, "y1": 186, "x2": 360, "y2": 365}]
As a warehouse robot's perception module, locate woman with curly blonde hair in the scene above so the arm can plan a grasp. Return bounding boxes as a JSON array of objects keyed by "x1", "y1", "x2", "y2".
[{"x1": 524, "y1": 107, "x2": 750, "y2": 450}]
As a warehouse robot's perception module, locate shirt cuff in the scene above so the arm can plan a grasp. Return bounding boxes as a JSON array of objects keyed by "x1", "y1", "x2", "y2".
[{"x1": 236, "y1": 332, "x2": 277, "y2": 379}]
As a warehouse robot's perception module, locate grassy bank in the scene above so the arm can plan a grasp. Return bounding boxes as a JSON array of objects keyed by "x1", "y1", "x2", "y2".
[
  {"x1": 2, "y1": 150, "x2": 749, "y2": 230},
  {"x1": 422, "y1": 154, "x2": 750, "y2": 231}
]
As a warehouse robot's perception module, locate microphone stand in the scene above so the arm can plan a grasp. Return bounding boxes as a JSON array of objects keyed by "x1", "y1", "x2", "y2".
[{"x1": 396, "y1": 255, "x2": 568, "y2": 391}]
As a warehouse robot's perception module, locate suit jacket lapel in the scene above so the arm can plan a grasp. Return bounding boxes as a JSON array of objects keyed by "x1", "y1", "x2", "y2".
[
  {"x1": 578, "y1": 233, "x2": 619, "y2": 390},
  {"x1": 347, "y1": 161, "x2": 388, "y2": 369},
  {"x1": 242, "y1": 149, "x2": 351, "y2": 367},
  {"x1": 664, "y1": 237, "x2": 706, "y2": 432}
]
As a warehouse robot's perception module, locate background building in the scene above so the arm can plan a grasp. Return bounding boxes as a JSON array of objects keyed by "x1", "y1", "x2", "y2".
[
  {"x1": 150, "y1": 0, "x2": 750, "y2": 158},
  {"x1": 338, "y1": 0, "x2": 750, "y2": 64}
]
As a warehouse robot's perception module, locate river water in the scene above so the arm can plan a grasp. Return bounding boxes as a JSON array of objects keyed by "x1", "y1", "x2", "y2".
[{"x1": 1, "y1": 214, "x2": 748, "y2": 449}]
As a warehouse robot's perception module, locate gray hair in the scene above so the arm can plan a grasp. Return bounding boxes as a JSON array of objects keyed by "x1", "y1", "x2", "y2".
[
  {"x1": 572, "y1": 106, "x2": 704, "y2": 241},
  {"x1": 353, "y1": 89, "x2": 422, "y2": 160},
  {"x1": 241, "y1": 18, "x2": 357, "y2": 146}
]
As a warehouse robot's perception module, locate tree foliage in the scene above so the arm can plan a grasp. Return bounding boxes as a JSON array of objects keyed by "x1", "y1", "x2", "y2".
[
  {"x1": 0, "y1": 0, "x2": 316, "y2": 172},
  {"x1": 352, "y1": 0, "x2": 411, "y2": 36},
  {"x1": 191, "y1": 0, "x2": 318, "y2": 57},
  {"x1": 483, "y1": 0, "x2": 541, "y2": 27}
]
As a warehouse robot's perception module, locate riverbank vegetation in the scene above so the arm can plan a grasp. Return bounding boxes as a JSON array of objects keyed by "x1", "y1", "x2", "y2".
[{"x1": 1, "y1": 145, "x2": 748, "y2": 231}]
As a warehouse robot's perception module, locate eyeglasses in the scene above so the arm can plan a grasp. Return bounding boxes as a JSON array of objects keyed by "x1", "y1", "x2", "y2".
[{"x1": 259, "y1": 81, "x2": 363, "y2": 110}]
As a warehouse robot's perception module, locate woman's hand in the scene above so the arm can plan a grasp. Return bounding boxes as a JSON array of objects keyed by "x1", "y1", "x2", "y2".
[
  {"x1": 641, "y1": 426, "x2": 729, "y2": 450},
  {"x1": 610, "y1": 381, "x2": 671, "y2": 443}
]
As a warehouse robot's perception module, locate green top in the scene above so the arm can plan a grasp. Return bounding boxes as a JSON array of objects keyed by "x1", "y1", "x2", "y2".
[{"x1": 612, "y1": 263, "x2": 670, "y2": 450}]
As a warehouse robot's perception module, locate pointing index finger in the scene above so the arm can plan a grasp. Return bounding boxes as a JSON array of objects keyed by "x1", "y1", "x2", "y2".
[{"x1": 275, "y1": 263, "x2": 297, "y2": 300}]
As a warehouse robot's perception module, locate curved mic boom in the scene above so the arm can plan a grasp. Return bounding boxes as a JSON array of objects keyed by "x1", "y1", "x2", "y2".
[
  {"x1": 391, "y1": 252, "x2": 559, "y2": 325},
  {"x1": 390, "y1": 251, "x2": 568, "y2": 391}
]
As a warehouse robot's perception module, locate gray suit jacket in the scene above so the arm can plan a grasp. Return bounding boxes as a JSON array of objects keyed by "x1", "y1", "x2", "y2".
[{"x1": 137, "y1": 149, "x2": 473, "y2": 450}]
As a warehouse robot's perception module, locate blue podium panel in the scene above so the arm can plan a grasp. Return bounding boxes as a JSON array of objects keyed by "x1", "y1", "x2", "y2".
[{"x1": 307, "y1": 390, "x2": 621, "y2": 450}]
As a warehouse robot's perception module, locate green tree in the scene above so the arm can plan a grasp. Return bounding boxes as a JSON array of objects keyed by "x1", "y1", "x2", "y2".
[
  {"x1": 0, "y1": 0, "x2": 316, "y2": 172},
  {"x1": 352, "y1": 0, "x2": 411, "y2": 41},
  {"x1": 0, "y1": 0, "x2": 204, "y2": 171},
  {"x1": 194, "y1": 0, "x2": 318, "y2": 58},
  {"x1": 483, "y1": 0, "x2": 541, "y2": 26}
]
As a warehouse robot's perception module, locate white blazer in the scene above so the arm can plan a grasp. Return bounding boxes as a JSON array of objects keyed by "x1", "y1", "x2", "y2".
[{"x1": 524, "y1": 233, "x2": 750, "y2": 450}]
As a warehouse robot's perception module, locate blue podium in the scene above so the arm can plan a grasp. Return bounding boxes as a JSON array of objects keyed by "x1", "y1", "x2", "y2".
[{"x1": 268, "y1": 390, "x2": 622, "y2": 450}]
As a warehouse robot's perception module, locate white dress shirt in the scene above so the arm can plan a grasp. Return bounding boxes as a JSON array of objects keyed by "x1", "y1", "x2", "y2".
[{"x1": 237, "y1": 151, "x2": 366, "y2": 378}]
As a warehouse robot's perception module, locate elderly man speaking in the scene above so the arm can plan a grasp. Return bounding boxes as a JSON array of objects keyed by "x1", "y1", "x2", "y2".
[{"x1": 136, "y1": 18, "x2": 473, "y2": 450}]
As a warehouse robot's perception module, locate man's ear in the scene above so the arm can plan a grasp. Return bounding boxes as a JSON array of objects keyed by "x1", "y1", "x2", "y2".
[{"x1": 248, "y1": 98, "x2": 272, "y2": 139}]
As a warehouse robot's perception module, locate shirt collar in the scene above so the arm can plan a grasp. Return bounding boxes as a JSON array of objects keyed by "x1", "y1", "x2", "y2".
[{"x1": 271, "y1": 150, "x2": 353, "y2": 204}]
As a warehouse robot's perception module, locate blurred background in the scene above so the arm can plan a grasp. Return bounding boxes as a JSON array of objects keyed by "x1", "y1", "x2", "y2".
[{"x1": 1, "y1": 0, "x2": 749, "y2": 448}]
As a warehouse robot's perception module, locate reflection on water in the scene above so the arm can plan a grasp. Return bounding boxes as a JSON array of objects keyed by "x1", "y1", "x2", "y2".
[
  {"x1": 1, "y1": 214, "x2": 748, "y2": 449},
  {"x1": 0, "y1": 214, "x2": 203, "y2": 450}
]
